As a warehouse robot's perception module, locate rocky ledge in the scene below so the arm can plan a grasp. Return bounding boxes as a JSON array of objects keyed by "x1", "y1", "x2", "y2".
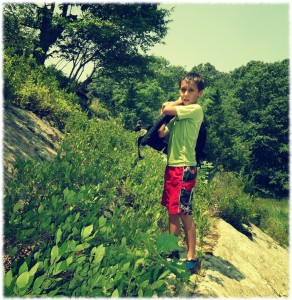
[{"x1": 3, "y1": 105, "x2": 64, "y2": 183}]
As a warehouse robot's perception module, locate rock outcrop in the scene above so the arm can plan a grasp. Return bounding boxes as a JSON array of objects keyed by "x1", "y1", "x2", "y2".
[
  {"x1": 3, "y1": 105, "x2": 64, "y2": 182},
  {"x1": 193, "y1": 218, "x2": 289, "y2": 297}
]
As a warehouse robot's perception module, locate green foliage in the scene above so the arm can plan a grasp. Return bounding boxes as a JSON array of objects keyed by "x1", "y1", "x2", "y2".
[
  {"x1": 252, "y1": 198, "x2": 289, "y2": 247},
  {"x1": 4, "y1": 112, "x2": 192, "y2": 297},
  {"x1": 203, "y1": 171, "x2": 255, "y2": 231},
  {"x1": 229, "y1": 60, "x2": 289, "y2": 196},
  {"x1": 193, "y1": 162, "x2": 214, "y2": 243},
  {"x1": 199, "y1": 60, "x2": 289, "y2": 197},
  {"x1": 88, "y1": 98, "x2": 111, "y2": 119},
  {"x1": 3, "y1": 4, "x2": 38, "y2": 57},
  {"x1": 4, "y1": 3, "x2": 171, "y2": 81},
  {"x1": 4, "y1": 54, "x2": 79, "y2": 128},
  {"x1": 4, "y1": 67, "x2": 288, "y2": 297},
  {"x1": 89, "y1": 56, "x2": 187, "y2": 129},
  {"x1": 3, "y1": 10, "x2": 289, "y2": 293},
  {"x1": 4, "y1": 2, "x2": 289, "y2": 197}
]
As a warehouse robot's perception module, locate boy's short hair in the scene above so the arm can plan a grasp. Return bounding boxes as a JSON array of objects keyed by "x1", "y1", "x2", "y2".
[{"x1": 179, "y1": 72, "x2": 205, "y2": 92}]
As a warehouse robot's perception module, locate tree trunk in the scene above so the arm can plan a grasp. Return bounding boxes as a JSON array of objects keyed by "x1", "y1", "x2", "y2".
[{"x1": 34, "y1": 4, "x2": 68, "y2": 65}]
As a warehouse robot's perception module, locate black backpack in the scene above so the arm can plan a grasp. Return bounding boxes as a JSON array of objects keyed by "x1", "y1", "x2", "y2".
[{"x1": 137, "y1": 113, "x2": 207, "y2": 164}]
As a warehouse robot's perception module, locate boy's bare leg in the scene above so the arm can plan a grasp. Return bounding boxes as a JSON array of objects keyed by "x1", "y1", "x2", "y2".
[
  {"x1": 180, "y1": 214, "x2": 196, "y2": 260},
  {"x1": 169, "y1": 214, "x2": 180, "y2": 236}
]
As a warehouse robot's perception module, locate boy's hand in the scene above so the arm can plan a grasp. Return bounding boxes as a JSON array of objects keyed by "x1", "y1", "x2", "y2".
[
  {"x1": 161, "y1": 98, "x2": 182, "y2": 114},
  {"x1": 162, "y1": 101, "x2": 172, "y2": 110}
]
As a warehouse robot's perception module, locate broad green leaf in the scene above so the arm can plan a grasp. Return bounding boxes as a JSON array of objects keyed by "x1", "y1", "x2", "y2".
[
  {"x1": 90, "y1": 274, "x2": 104, "y2": 289},
  {"x1": 76, "y1": 256, "x2": 87, "y2": 264},
  {"x1": 113, "y1": 272, "x2": 123, "y2": 282},
  {"x1": 121, "y1": 237, "x2": 126, "y2": 247},
  {"x1": 158, "y1": 270, "x2": 171, "y2": 280},
  {"x1": 73, "y1": 212, "x2": 80, "y2": 223},
  {"x1": 111, "y1": 288, "x2": 119, "y2": 297},
  {"x1": 144, "y1": 289, "x2": 153, "y2": 297},
  {"x1": 66, "y1": 256, "x2": 74, "y2": 266},
  {"x1": 153, "y1": 268, "x2": 160, "y2": 281},
  {"x1": 99, "y1": 215, "x2": 106, "y2": 228},
  {"x1": 59, "y1": 241, "x2": 68, "y2": 256},
  {"x1": 33, "y1": 274, "x2": 46, "y2": 291},
  {"x1": 19, "y1": 261, "x2": 28, "y2": 275},
  {"x1": 75, "y1": 244, "x2": 84, "y2": 252},
  {"x1": 50, "y1": 245, "x2": 59, "y2": 264},
  {"x1": 138, "y1": 271, "x2": 151, "y2": 284},
  {"x1": 121, "y1": 262, "x2": 130, "y2": 272},
  {"x1": 56, "y1": 227, "x2": 62, "y2": 244},
  {"x1": 69, "y1": 278, "x2": 79, "y2": 290},
  {"x1": 139, "y1": 280, "x2": 149, "y2": 289},
  {"x1": 138, "y1": 288, "x2": 143, "y2": 297},
  {"x1": 151, "y1": 280, "x2": 165, "y2": 290},
  {"x1": 82, "y1": 242, "x2": 90, "y2": 249},
  {"x1": 13, "y1": 200, "x2": 23, "y2": 213},
  {"x1": 68, "y1": 240, "x2": 77, "y2": 251},
  {"x1": 92, "y1": 244, "x2": 105, "y2": 264},
  {"x1": 38, "y1": 203, "x2": 45, "y2": 214},
  {"x1": 16, "y1": 271, "x2": 29, "y2": 290},
  {"x1": 53, "y1": 260, "x2": 67, "y2": 275},
  {"x1": 4, "y1": 270, "x2": 13, "y2": 287},
  {"x1": 33, "y1": 251, "x2": 40, "y2": 260},
  {"x1": 100, "y1": 227, "x2": 107, "y2": 234},
  {"x1": 156, "y1": 233, "x2": 180, "y2": 253},
  {"x1": 48, "y1": 288, "x2": 60, "y2": 297},
  {"x1": 28, "y1": 262, "x2": 40, "y2": 277},
  {"x1": 81, "y1": 224, "x2": 93, "y2": 240},
  {"x1": 42, "y1": 278, "x2": 52, "y2": 290}
]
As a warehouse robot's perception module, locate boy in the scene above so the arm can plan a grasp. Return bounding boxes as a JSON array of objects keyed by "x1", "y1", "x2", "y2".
[{"x1": 158, "y1": 72, "x2": 204, "y2": 273}]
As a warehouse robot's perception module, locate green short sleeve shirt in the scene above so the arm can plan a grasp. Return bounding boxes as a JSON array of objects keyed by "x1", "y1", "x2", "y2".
[{"x1": 166, "y1": 104, "x2": 203, "y2": 166}]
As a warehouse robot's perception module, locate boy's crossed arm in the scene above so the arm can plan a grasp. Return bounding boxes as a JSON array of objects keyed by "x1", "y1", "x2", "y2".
[
  {"x1": 158, "y1": 98, "x2": 182, "y2": 138},
  {"x1": 161, "y1": 97, "x2": 182, "y2": 114}
]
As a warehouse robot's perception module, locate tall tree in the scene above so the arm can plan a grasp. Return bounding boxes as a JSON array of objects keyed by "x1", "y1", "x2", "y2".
[
  {"x1": 3, "y1": 3, "x2": 171, "y2": 86},
  {"x1": 229, "y1": 60, "x2": 289, "y2": 196}
]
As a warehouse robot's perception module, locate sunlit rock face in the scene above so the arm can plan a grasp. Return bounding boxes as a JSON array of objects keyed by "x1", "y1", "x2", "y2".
[{"x1": 4, "y1": 105, "x2": 64, "y2": 182}]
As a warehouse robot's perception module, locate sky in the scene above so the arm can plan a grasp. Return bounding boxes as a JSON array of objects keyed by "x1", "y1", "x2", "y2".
[{"x1": 148, "y1": 3, "x2": 289, "y2": 73}]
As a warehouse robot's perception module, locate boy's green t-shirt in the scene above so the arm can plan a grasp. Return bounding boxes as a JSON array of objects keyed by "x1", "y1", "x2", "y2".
[{"x1": 166, "y1": 104, "x2": 203, "y2": 167}]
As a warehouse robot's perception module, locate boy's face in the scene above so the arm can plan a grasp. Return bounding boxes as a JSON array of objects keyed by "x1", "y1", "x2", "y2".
[{"x1": 179, "y1": 79, "x2": 203, "y2": 105}]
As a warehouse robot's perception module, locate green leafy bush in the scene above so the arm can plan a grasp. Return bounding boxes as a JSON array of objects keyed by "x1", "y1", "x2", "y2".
[
  {"x1": 203, "y1": 171, "x2": 255, "y2": 231},
  {"x1": 252, "y1": 198, "x2": 288, "y2": 246},
  {"x1": 4, "y1": 112, "x2": 192, "y2": 297},
  {"x1": 4, "y1": 54, "x2": 80, "y2": 128}
]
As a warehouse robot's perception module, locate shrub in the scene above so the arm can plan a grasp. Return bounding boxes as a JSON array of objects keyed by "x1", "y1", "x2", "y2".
[
  {"x1": 4, "y1": 113, "x2": 191, "y2": 297},
  {"x1": 4, "y1": 53, "x2": 80, "y2": 128},
  {"x1": 205, "y1": 171, "x2": 255, "y2": 231},
  {"x1": 88, "y1": 98, "x2": 110, "y2": 120},
  {"x1": 252, "y1": 198, "x2": 289, "y2": 246},
  {"x1": 218, "y1": 193, "x2": 254, "y2": 231}
]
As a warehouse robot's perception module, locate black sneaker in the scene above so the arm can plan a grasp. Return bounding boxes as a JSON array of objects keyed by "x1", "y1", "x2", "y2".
[{"x1": 185, "y1": 259, "x2": 201, "y2": 274}]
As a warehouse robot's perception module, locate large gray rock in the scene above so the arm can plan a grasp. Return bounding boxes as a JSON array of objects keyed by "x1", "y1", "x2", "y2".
[
  {"x1": 4, "y1": 105, "x2": 64, "y2": 181},
  {"x1": 194, "y1": 219, "x2": 289, "y2": 297}
]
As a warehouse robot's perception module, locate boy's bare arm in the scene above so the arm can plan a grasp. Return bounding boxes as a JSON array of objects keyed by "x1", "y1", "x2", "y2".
[
  {"x1": 158, "y1": 98, "x2": 182, "y2": 137},
  {"x1": 162, "y1": 101, "x2": 180, "y2": 116},
  {"x1": 158, "y1": 123, "x2": 168, "y2": 138},
  {"x1": 161, "y1": 97, "x2": 182, "y2": 115}
]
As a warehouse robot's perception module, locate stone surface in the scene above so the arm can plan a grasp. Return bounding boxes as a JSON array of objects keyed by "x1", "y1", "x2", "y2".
[
  {"x1": 193, "y1": 218, "x2": 289, "y2": 297},
  {"x1": 3, "y1": 105, "x2": 64, "y2": 182}
]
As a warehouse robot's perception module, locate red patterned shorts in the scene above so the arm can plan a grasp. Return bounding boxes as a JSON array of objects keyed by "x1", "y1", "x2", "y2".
[{"x1": 161, "y1": 166, "x2": 197, "y2": 215}]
